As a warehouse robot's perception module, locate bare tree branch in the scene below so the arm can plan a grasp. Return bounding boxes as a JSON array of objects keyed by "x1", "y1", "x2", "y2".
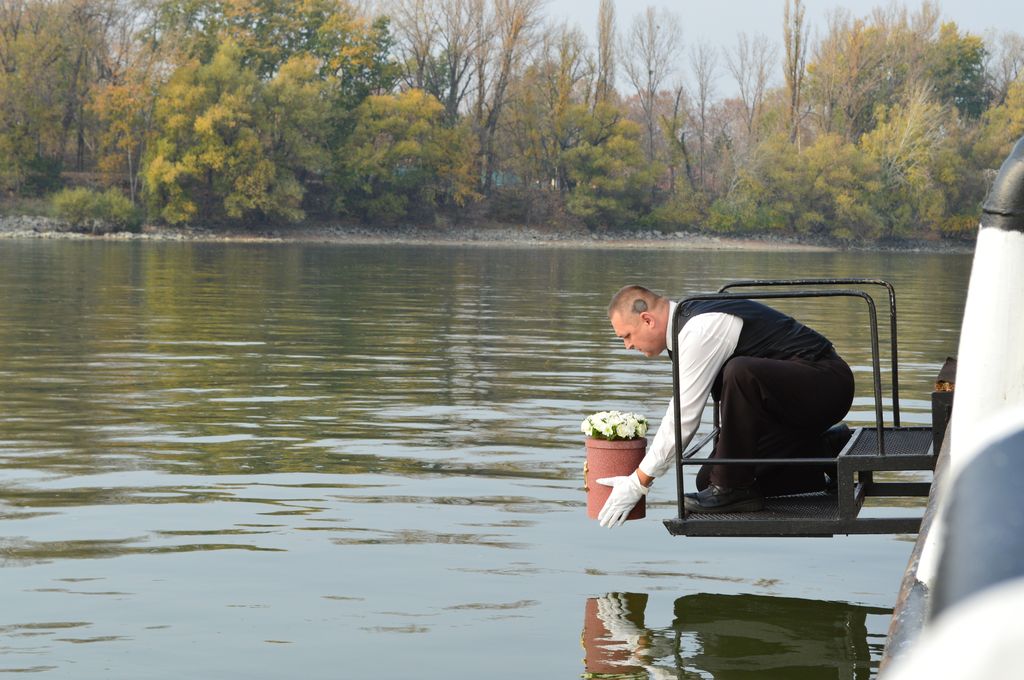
[{"x1": 621, "y1": 5, "x2": 681, "y2": 162}]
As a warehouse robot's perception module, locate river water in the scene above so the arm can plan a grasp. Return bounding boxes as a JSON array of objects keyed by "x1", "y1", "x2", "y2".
[{"x1": 0, "y1": 240, "x2": 971, "y2": 678}]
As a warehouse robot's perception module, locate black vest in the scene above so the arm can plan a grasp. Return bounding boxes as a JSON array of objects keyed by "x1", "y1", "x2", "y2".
[{"x1": 677, "y1": 298, "x2": 833, "y2": 361}]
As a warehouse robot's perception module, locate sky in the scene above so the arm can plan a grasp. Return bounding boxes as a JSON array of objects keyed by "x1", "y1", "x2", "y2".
[
  {"x1": 545, "y1": 0, "x2": 1024, "y2": 92},
  {"x1": 548, "y1": 0, "x2": 1024, "y2": 48}
]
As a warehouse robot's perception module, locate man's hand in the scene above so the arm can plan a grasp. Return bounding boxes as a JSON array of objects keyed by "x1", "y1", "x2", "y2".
[{"x1": 596, "y1": 471, "x2": 649, "y2": 528}]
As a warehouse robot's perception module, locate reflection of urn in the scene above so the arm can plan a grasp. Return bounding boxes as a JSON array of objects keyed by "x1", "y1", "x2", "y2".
[
  {"x1": 584, "y1": 437, "x2": 647, "y2": 520},
  {"x1": 581, "y1": 593, "x2": 649, "y2": 677}
]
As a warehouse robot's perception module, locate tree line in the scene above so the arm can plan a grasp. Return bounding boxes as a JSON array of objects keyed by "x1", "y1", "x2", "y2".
[{"x1": 1, "y1": 0, "x2": 1023, "y2": 241}]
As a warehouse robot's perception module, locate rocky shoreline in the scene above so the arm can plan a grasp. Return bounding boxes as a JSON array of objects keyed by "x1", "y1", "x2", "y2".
[{"x1": 0, "y1": 214, "x2": 975, "y2": 253}]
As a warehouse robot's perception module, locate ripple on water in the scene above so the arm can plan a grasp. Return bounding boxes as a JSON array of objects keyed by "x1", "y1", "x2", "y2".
[{"x1": 0, "y1": 243, "x2": 970, "y2": 677}]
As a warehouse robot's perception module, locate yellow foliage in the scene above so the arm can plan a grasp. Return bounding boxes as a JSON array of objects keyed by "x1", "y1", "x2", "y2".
[
  {"x1": 975, "y1": 80, "x2": 1024, "y2": 169},
  {"x1": 341, "y1": 89, "x2": 478, "y2": 220}
]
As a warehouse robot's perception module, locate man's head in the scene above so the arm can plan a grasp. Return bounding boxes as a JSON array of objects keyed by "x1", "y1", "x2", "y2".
[{"x1": 607, "y1": 285, "x2": 669, "y2": 357}]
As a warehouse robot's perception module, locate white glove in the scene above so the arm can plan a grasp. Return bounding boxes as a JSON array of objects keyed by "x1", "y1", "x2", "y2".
[{"x1": 596, "y1": 471, "x2": 649, "y2": 528}]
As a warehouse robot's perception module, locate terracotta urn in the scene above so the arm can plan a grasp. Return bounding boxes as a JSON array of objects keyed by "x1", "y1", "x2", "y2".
[{"x1": 584, "y1": 437, "x2": 648, "y2": 521}]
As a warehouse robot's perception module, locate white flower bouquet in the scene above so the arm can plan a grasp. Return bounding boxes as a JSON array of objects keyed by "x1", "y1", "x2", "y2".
[{"x1": 580, "y1": 410, "x2": 649, "y2": 441}]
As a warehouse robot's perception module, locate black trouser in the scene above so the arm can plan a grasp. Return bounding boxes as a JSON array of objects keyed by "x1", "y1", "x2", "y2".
[{"x1": 696, "y1": 352, "x2": 855, "y2": 496}]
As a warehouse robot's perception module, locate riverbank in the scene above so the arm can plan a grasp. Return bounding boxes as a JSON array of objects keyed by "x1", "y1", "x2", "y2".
[{"x1": 0, "y1": 214, "x2": 975, "y2": 253}]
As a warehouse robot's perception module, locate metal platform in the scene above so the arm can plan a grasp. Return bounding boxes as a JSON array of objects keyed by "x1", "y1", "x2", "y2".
[
  {"x1": 663, "y1": 279, "x2": 944, "y2": 538},
  {"x1": 665, "y1": 427, "x2": 935, "y2": 537},
  {"x1": 665, "y1": 490, "x2": 846, "y2": 538}
]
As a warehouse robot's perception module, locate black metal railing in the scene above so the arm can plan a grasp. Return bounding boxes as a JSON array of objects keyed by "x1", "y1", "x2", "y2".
[
  {"x1": 718, "y1": 279, "x2": 901, "y2": 426},
  {"x1": 671, "y1": 281, "x2": 894, "y2": 521}
]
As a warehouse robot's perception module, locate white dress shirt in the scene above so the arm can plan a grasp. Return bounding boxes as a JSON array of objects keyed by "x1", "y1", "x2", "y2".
[{"x1": 638, "y1": 301, "x2": 743, "y2": 480}]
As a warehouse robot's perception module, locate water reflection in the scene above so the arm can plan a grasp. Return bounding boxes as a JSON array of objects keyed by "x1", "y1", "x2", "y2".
[
  {"x1": 0, "y1": 241, "x2": 968, "y2": 677},
  {"x1": 582, "y1": 592, "x2": 889, "y2": 679}
]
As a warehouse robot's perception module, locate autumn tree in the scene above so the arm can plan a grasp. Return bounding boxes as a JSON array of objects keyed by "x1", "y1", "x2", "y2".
[
  {"x1": 338, "y1": 88, "x2": 477, "y2": 223},
  {"x1": 985, "y1": 30, "x2": 1024, "y2": 106},
  {"x1": 782, "y1": 0, "x2": 807, "y2": 144},
  {"x1": 140, "y1": 0, "x2": 400, "y2": 225},
  {"x1": 594, "y1": 0, "x2": 614, "y2": 105},
  {"x1": 390, "y1": 0, "x2": 484, "y2": 123},
  {"x1": 621, "y1": 6, "x2": 680, "y2": 164},
  {"x1": 0, "y1": 0, "x2": 115, "y2": 192},
  {"x1": 563, "y1": 111, "x2": 658, "y2": 229},
  {"x1": 472, "y1": 0, "x2": 543, "y2": 193},
  {"x1": 924, "y1": 22, "x2": 990, "y2": 119},
  {"x1": 143, "y1": 42, "x2": 319, "y2": 224},
  {"x1": 726, "y1": 32, "x2": 776, "y2": 141},
  {"x1": 688, "y1": 42, "x2": 718, "y2": 193},
  {"x1": 860, "y1": 84, "x2": 949, "y2": 237},
  {"x1": 0, "y1": 0, "x2": 60, "y2": 192},
  {"x1": 974, "y1": 79, "x2": 1024, "y2": 171},
  {"x1": 804, "y1": 11, "x2": 887, "y2": 140},
  {"x1": 803, "y1": 3, "x2": 960, "y2": 141},
  {"x1": 710, "y1": 132, "x2": 882, "y2": 240},
  {"x1": 157, "y1": 0, "x2": 344, "y2": 78},
  {"x1": 90, "y1": 1, "x2": 166, "y2": 201},
  {"x1": 433, "y1": 0, "x2": 487, "y2": 121},
  {"x1": 153, "y1": 0, "x2": 397, "y2": 101},
  {"x1": 499, "y1": 23, "x2": 589, "y2": 191},
  {"x1": 390, "y1": 0, "x2": 434, "y2": 89}
]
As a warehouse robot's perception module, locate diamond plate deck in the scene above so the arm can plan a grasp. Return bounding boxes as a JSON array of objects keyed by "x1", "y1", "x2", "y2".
[
  {"x1": 840, "y1": 427, "x2": 936, "y2": 472},
  {"x1": 664, "y1": 491, "x2": 847, "y2": 537},
  {"x1": 666, "y1": 427, "x2": 934, "y2": 537}
]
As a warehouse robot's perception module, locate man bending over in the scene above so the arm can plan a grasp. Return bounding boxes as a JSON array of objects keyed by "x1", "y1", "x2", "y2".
[{"x1": 598, "y1": 285, "x2": 854, "y2": 527}]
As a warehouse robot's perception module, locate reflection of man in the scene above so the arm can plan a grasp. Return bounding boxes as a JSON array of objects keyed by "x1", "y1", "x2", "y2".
[
  {"x1": 583, "y1": 592, "x2": 649, "y2": 677},
  {"x1": 584, "y1": 593, "x2": 677, "y2": 679},
  {"x1": 583, "y1": 591, "x2": 884, "y2": 679},
  {"x1": 597, "y1": 285, "x2": 854, "y2": 526}
]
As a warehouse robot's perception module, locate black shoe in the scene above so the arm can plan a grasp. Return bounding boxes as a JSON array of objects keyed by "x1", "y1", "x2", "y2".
[
  {"x1": 684, "y1": 484, "x2": 764, "y2": 514},
  {"x1": 821, "y1": 423, "x2": 853, "y2": 456}
]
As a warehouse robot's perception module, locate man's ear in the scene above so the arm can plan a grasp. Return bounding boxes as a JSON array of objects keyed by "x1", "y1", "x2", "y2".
[{"x1": 639, "y1": 311, "x2": 655, "y2": 327}]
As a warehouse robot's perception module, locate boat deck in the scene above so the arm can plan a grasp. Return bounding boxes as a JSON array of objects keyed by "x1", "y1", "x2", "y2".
[{"x1": 664, "y1": 427, "x2": 934, "y2": 537}]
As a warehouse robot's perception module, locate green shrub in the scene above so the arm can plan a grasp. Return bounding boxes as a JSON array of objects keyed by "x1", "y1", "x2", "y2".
[
  {"x1": 641, "y1": 189, "x2": 707, "y2": 232},
  {"x1": 52, "y1": 187, "x2": 94, "y2": 225},
  {"x1": 52, "y1": 187, "x2": 143, "y2": 233},
  {"x1": 93, "y1": 188, "x2": 143, "y2": 232}
]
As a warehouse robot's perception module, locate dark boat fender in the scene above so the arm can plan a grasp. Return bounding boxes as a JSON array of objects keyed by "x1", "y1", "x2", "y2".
[{"x1": 981, "y1": 136, "x2": 1024, "y2": 231}]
